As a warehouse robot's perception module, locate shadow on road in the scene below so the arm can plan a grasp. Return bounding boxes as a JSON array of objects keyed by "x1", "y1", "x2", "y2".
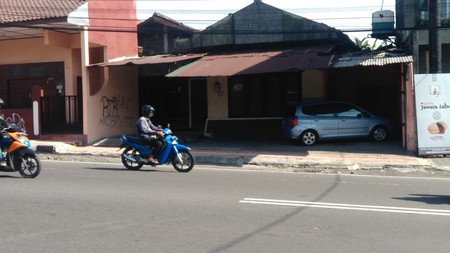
[
  {"x1": 393, "y1": 194, "x2": 450, "y2": 205},
  {"x1": 83, "y1": 167, "x2": 159, "y2": 173},
  {"x1": 0, "y1": 175, "x2": 18, "y2": 178}
]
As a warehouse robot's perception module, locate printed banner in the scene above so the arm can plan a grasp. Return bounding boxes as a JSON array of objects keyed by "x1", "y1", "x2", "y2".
[{"x1": 415, "y1": 74, "x2": 450, "y2": 155}]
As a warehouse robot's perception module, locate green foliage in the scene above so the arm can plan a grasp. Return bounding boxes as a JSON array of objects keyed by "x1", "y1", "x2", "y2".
[
  {"x1": 353, "y1": 37, "x2": 369, "y2": 49},
  {"x1": 353, "y1": 37, "x2": 382, "y2": 51}
]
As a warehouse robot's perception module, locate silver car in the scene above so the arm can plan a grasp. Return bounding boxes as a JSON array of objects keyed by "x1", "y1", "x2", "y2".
[{"x1": 283, "y1": 102, "x2": 394, "y2": 145}]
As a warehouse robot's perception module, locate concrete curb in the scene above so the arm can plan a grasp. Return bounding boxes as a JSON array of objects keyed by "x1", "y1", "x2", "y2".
[{"x1": 32, "y1": 143, "x2": 440, "y2": 174}]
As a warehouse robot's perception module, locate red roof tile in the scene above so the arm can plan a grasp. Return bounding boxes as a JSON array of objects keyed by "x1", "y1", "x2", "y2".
[
  {"x1": 0, "y1": 0, "x2": 86, "y2": 24},
  {"x1": 138, "y1": 12, "x2": 199, "y2": 33}
]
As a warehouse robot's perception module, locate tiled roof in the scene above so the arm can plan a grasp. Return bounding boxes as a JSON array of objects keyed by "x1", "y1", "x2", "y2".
[
  {"x1": 0, "y1": 0, "x2": 87, "y2": 24},
  {"x1": 333, "y1": 50, "x2": 413, "y2": 68},
  {"x1": 138, "y1": 12, "x2": 199, "y2": 33}
]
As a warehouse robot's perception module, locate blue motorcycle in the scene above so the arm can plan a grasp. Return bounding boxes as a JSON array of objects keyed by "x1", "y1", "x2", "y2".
[{"x1": 119, "y1": 128, "x2": 194, "y2": 172}]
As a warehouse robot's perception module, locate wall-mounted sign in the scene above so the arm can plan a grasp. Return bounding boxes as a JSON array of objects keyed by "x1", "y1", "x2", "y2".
[{"x1": 415, "y1": 74, "x2": 450, "y2": 155}]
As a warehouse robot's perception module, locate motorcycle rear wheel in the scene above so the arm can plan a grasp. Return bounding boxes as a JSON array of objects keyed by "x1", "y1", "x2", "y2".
[
  {"x1": 121, "y1": 147, "x2": 144, "y2": 170},
  {"x1": 171, "y1": 150, "x2": 194, "y2": 173},
  {"x1": 15, "y1": 154, "x2": 41, "y2": 178}
]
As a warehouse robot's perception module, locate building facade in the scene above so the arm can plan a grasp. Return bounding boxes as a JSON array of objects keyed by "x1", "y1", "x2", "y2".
[
  {"x1": 396, "y1": 0, "x2": 450, "y2": 73},
  {"x1": 0, "y1": 0, "x2": 417, "y2": 152},
  {"x1": 0, "y1": 0, "x2": 141, "y2": 144}
]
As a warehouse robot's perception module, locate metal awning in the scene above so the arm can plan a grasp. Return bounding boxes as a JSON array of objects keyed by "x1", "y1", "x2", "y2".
[
  {"x1": 166, "y1": 48, "x2": 334, "y2": 77},
  {"x1": 89, "y1": 53, "x2": 205, "y2": 67},
  {"x1": 332, "y1": 51, "x2": 413, "y2": 68}
]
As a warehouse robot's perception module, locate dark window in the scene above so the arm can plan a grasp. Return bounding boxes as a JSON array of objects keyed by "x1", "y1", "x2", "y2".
[
  {"x1": 8, "y1": 65, "x2": 26, "y2": 78},
  {"x1": 0, "y1": 62, "x2": 64, "y2": 109},
  {"x1": 266, "y1": 76, "x2": 282, "y2": 116},
  {"x1": 6, "y1": 80, "x2": 31, "y2": 108},
  {"x1": 416, "y1": 0, "x2": 450, "y2": 26},
  {"x1": 443, "y1": 44, "x2": 450, "y2": 72},
  {"x1": 418, "y1": 45, "x2": 429, "y2": 74},
  {"x1": 229, "y1": 77, "x2": 245, "y2": 117},
  {"x1": 247, "y1": 77, "x2": 262, "y2": 116},
  {"x1": 228, "y1": 74, "x2": 301, "y2": 118},
  {"x1": 285, "y1": 75, "x2": 301, "y2": 116},
  {"x1": 302, "y1": 104, "x2": 336, "y2": 117},
  {"x1": 302, "y1": 105, "x2": 315, "y2": 116},
  {"x1": 336, "y1": 104, "x2": 362, "y2": 117},
  {"x1": 29, "y1": 64, "x2": 47, "y2": 78}
]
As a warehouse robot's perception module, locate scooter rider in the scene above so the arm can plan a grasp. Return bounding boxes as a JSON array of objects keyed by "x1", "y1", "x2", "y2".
[
  {"x1": 0, "y1": 98, "x2": 8, "y2": 130},
  {"x1": 136, "y1": 105, "x2": 164, "y2": 165}
]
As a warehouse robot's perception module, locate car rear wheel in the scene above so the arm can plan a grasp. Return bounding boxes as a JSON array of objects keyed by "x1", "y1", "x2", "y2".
[
  {"x1": 300, "y1": 130, "x2": 318, "y2": 145},
  {"x1": 371, "y1": 126, "x2": 389, "y2": 142}
]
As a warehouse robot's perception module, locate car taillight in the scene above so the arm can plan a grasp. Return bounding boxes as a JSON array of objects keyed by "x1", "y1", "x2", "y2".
[{"x1": 290, "y1": 118, "x2": 298, "y2": 127}]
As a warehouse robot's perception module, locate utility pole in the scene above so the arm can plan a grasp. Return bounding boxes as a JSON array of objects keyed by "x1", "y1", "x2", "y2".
[{"x1": 429, "y1": 0, "x2": 441, "y2": 73}]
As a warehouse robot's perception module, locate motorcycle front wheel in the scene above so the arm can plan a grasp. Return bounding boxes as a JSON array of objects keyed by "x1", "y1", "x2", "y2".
[
  {"x1": 14, "y1": 154, "x2": 41, "y2": 178},
  {"x1": 121, "y1": 147, "x2": 144, "y2": 170},
  {"x1": 171, "y1": 150, "x2": 194, "y2": 173}
]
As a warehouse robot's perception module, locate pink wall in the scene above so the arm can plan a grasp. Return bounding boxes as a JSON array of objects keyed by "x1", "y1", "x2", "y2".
[{"x1": 88, "y1": 0, "x2": 139, "y2": 60}]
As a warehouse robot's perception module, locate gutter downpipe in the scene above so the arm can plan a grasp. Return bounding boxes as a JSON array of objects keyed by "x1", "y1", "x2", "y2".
[{"x1": 81, "y1": 27, "x2": 90, "y2": 142}]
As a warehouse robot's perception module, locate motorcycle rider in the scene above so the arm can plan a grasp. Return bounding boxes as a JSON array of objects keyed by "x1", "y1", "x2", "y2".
[
  {"x1": 136, "y1": 105, "x2": 164, "y2": 165},
  {"x1": 0, "y1": 98, "x2": 8, "y2": 130},
  {"x1": 0, "y1": 99, "x2": 7, "y2": 164}
]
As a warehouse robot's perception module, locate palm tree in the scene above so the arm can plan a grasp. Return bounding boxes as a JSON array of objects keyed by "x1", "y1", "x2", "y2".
[
  {"x1": 353, "y1": 37, "x2": 381, "y2": 51},
  {"x1": 353, "y1": 37, "x2": 370, "y2": 50}
]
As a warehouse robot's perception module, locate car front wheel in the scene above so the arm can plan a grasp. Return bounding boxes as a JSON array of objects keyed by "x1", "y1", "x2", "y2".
[
  {"x1": 371, "y1": 126, "x2": 389, "y2": 142},
  {"x1": 300, "y1": 130, "x2": 318, "y2": 145}
]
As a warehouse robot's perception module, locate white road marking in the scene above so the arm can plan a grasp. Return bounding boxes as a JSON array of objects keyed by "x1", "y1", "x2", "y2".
[{"x1": 240, "y1": 198, "x2": 450, "y2": 216}]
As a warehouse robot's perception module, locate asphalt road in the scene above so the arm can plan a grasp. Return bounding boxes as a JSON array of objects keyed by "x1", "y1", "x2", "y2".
[{"x1": 1, "y1": 161, "x2": 450, "y2": 253}]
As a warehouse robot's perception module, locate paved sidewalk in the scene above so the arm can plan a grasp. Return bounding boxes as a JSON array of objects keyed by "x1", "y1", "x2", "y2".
[{"x1": 29, "y1": 137, "x2": 449, "y2": 174}]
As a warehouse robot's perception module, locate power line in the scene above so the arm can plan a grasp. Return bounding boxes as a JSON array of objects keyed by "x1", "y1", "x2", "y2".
[
  {"x1": 1, "y1": 21, "x2": 448, "y2": 35},
  {"x1": 1, "y1": 1, "x2": 449, "y2": 33}
]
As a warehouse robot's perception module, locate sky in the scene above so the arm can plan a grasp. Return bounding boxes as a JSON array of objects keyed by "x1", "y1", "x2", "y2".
[{"x1": 136, "y1": 0, "x2": 396, "y2": 42}]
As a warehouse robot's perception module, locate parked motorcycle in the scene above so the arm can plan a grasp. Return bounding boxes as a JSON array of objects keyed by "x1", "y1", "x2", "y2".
[
  {"x1": 0, "y1": 124, "x2": 41, "y2": 178},
  {"x1": 119, "y1": 127, "x2": 194, "y2": 172}
]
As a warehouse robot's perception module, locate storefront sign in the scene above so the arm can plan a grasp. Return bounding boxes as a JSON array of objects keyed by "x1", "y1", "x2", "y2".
[{"x1": 415, "y1": 74, "x2": 450, "y2": 155}]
